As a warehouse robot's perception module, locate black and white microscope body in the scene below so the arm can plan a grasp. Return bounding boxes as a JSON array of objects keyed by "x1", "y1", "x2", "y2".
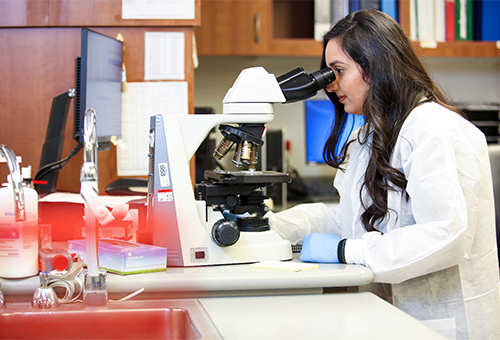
[{"x1": 147, "y1": 67, "x2": 335, "y2": 266}]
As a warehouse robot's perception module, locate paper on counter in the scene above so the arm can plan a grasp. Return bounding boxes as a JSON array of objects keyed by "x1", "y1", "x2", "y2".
[
  {"x1": 250, "y1": 261, "x2": 319, "y2": 272},
  {"x1": 117, "y1": 81, "x2": 188, "y2": 176}
]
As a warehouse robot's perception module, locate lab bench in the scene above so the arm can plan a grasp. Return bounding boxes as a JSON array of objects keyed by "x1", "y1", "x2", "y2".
[
  {"x1": 1, "y1": 194, "x2": 444, "y2": 338},
  {"x1": 1, "y1": 258, "x2": 373, "y2": 301},
  {"x1": 200, "y1": 293, "x2": 447, "y2": 340},
  {"x1": 0, "y1": 263, "x2": 446, "y2": 339}
]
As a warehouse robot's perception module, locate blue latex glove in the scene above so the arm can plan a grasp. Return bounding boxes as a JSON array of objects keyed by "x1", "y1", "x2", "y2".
[{"x1": 300, "y1": 233, "x2": 341, "y2": 263}]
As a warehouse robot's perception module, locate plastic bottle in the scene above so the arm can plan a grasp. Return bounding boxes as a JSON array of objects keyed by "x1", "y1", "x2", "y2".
[
  {"x1": 0, "y1": 177, "x2": 39, "y2": 278},
  {"x1": 39, "y1": 248, "x2": 72, "y2": 272}
]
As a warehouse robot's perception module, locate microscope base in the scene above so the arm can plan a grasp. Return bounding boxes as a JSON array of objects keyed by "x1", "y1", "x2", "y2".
[{"x1": 174, "y1": 229, "x2": 292, "y2": 267}]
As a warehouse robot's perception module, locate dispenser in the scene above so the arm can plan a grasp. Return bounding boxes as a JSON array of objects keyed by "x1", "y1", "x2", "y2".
[{"x1": 0, "y1": 145, "x2": 39, "y2": 278}]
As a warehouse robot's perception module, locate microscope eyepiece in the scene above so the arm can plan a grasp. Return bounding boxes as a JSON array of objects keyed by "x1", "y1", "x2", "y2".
[
  {"x1": 277, "y1": 67, "x2": 335, "y2": 103},
  {"x1": 310, "y1": 68, "x2": 335, "y2": 90}
]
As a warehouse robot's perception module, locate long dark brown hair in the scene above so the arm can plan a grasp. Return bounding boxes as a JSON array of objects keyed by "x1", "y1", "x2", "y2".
[{"x1": 321, "y1": 9, "x2": 465, "y2": 232}]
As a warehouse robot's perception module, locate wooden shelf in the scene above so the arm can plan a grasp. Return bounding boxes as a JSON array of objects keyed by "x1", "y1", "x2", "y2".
[
  {"x1": 263, "y1": 39, "x2": 500, "y2": 58},
  {"x1": 267, "y1": 38, "x2": 322, "y2": 57},
  {"x1": 413, "y1": 41, "x2": 500, "y2": 58}
]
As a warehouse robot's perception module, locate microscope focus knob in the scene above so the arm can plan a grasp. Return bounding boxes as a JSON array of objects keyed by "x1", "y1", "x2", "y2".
[{"x1": 211, "y1": 219, "x2": 240, "y2": 247}]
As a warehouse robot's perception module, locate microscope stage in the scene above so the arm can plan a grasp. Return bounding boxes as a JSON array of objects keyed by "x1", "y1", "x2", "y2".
[{"x1": 204, "y1": 170, "x2": 290, "y2": 185}]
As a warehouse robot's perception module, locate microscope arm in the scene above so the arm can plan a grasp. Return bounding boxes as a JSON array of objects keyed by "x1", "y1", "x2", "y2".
[
  {"x1": 178, "y1": 67, "x2": 335, "y2": 162},
  {"x1": 177, "y1": 114, "x2": 274, "y2": 161}
]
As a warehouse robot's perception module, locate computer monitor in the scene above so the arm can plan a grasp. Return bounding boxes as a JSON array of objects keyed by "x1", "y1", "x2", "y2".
[
  {"x1": 35, "y1": 29, "x2": 123, "y2": 195},
  {"x1": 304, "y1": 100, "x2": 365, "y2": 164},
  {"x1": 74, "y1": 28, "x2": 123, "y2": 149},
  {"x1": 36, "y1": 91, "x2": 73, "y2": 195}
]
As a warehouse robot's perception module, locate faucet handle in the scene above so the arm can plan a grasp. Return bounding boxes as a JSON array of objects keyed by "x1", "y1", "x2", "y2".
[
  {"x1": 81, "y1": 185, "x2": 115, "y2": 226},
  {"x1": 31, "y1": 272, "x2": 59, "y2": 309}
]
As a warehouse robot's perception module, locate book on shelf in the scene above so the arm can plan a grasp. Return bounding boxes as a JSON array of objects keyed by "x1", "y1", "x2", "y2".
[
  {"x1": 411, "y1": 0, "x2": 500, "y2": 43},
  {"x1": 455, "y1": 0, "x2": 473, "y2": 40},
  {"x1": 351, "y1": 0, "x2": 381, "y2": 12},
  {"x1": 381, "y1": 0, "x2": 397, "y2": 21},
  {"x1": 314, "y1": 0, "x2": 401, "y2": 42},
  {"x1": 350, "y1": 0, "x2": 360, "y2": 12},
  {"x1": 435, "y1": 0, "x2": 446, "y2": 42},
  {"x1": 332, "y1": 0, "x2": 349, "y2": 25},
  {"x1": 414, "y1": 0, "x2": 445, "y2": 43},
  {"x1": 316, "y1": 0, "x2": 499, "y2": 44},
  {"x1": 409, "y1": 0, "x2": 418, "y2": 41},
  {"x1": 314, "y1": 0, "x2": 332, "y2": 41},
  {"x1": 473, "y1": 0, "x2": 500, "y2": 41},
  {"x1": 445, "y1": 0, "x2": 456, "y2": 41},
  {"x1": 359, "y1": 0, "x2": 381, "y2": 10},
  {"x1": 416, "y1": 0, "x2": 435, "y2": 42},
  {"x1": 352, "y1": 0, "x2": 396, "y2": 22}
]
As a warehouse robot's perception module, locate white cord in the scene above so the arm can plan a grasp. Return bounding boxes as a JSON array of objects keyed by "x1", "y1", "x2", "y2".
[
  {"x1": 109, "y1": 288, "x2": 145, "y2": 302},
  {"x1": 45, "y1": 254, "x2": 146, "y2": 304},
  {"x1": 48, "y1": 277, "x2": 83, "y2": 303},
  {"x1": 47, "y1": 254, "x2": 85, "y2": 303}
]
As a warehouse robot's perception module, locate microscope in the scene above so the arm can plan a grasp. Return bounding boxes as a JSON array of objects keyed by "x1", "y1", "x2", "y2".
[{"x1": 148, "y1": 67, "x2": 335, "y2": 266}]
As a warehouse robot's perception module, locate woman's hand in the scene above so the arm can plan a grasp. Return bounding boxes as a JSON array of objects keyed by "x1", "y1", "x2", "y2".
[{"x1": 300, "y1": 233, "x2": 341, "y2": 263}]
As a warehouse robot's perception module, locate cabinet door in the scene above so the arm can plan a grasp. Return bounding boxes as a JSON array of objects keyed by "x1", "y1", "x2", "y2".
[
  {"x1": 196, "y1": 0, "x2": 272, "y2": 55},
  {"x1": 0, "y1": 0, "x2": 50, "y2": 26},
  {"x1": 49, "y1": 0, "x2": 200, "y2": 27}
]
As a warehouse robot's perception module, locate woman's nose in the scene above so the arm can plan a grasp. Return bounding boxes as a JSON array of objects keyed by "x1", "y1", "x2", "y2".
[{"x1": 326, "y1": 80, "x2": 338, "y2": 93}]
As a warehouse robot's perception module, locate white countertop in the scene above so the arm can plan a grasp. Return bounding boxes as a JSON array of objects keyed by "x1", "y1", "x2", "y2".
[
  {"x1": 200, "y1": 292, "x2": 447, "y2": 340},
  {"x1": 0, "y1": 292, "x2": 445, "y2": 339},
  {"x1": 0, "y1": 257, "x2": 373, "y2": 300}
]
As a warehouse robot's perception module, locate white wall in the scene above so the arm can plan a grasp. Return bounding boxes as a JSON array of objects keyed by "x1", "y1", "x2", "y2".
[{"x1": 194, "y1": 56, "x2": 500, "y2": 179}]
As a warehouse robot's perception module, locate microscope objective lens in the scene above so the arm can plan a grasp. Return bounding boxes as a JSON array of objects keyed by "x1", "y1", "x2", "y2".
[
  {"x1": 240, "y1": 140, "x2": 252, "y2": 164},
  {"x1": 214, "y1": 138, "x2": 234, "y2": 160}
]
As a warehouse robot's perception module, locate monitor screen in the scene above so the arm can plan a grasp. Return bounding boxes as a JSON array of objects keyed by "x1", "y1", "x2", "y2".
[
  {"x1": 74, "y1": 28, "x2": 123, "y2": 149},
  {"x1": 305, "y1": 100, "x2": 365, "y2": 164}
]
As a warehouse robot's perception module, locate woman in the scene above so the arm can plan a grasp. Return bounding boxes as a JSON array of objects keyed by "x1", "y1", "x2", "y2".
[{"x1": 269, "y1": 9, "x2": 500, "y2": 340}]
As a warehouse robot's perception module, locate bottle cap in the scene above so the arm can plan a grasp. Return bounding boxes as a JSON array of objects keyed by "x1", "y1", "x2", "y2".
[{"x1": 52, "y1": 254, "x2": 69, "y2": 271}]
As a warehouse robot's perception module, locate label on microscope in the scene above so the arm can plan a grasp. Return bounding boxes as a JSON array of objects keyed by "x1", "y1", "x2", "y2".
[
  {"x1": 157, "y1": 189, "x2": 173, "y2": 202},
  {"x1": 158, "y1": 162, "x2": 171, "y2": 187}
]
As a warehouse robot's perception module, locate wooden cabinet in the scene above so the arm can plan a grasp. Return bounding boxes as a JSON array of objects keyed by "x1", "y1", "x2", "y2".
[
  {"x1": 196, "y1": 0, "x2": 500, "y2": 58},
  {"x1": 0, "y1": 0, "x2": 201, "y2": 27},
  {"x1": 195, "y1": 0, "x2": 273, "y2": 55},
  {"x1": 196, "y1": 0, "x2": 322, "y2": 56},
  {"x1": 0, "y1": 0, "x2": 199, "y2": 194}
]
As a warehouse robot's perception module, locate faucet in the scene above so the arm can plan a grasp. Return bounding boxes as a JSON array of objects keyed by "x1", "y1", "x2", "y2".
[
  {"x1": 31, "y1": 272, "x2": 59, "y2": 309},
  {"x1": 79, "y1": 108, "x2": 114, "y2": 307},
  {"x1": 0, "y1": 145, "x2": 25, "y2": 222}
]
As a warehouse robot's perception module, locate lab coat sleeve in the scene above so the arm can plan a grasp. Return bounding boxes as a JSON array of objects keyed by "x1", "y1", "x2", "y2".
[
  {"x1": 345, "y1": 125, "x2": 482, "y2": 284},
  {"x1": 267, "y1": 203, "x2": 342, "y2": 245}
]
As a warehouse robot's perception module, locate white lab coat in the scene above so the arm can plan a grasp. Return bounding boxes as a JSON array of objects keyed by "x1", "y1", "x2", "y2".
[{"x1": 269, "y1": 102, "x2": 500, "y2": 340}]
